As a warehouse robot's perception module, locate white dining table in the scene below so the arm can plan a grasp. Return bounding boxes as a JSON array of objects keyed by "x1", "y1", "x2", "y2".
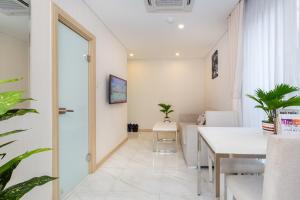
[{"x1": 197, "y1": 127, "x2": 268, "y2": 200}]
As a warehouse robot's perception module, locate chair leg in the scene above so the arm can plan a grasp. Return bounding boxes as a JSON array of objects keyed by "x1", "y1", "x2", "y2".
[
  {"x1": 208, "y1": 155, "x2": 214, "y2": 183},
  {"x1": 225, "y1": 179, "x2": 235, "y2": 200},
  {"x1": 227, "y1": 190, "x2": 235, "y2": 200},
  {"x1": 224, "y1": 174, "x2": 227, "y2": 200}
]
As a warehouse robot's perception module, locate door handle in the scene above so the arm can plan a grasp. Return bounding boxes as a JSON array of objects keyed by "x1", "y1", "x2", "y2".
[{"x1": 59, "y1": 107, "x2": 74, "y2": 115}]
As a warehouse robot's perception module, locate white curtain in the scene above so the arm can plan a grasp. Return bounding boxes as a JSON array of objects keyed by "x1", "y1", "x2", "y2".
[
  {"x1": 229, "y1": 0, "x2": 245, "y2": 124},
  {"x1": 242, "y1": 0, "x2": 300, "y2": 127}
]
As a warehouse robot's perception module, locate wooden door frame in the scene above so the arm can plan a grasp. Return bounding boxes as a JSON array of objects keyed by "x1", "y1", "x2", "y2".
[{"x1": 52, "y1": 4, "x2": 96, "y2": 199}]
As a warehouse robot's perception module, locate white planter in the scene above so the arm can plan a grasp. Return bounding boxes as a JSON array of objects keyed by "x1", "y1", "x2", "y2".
[
  {"x1": 262, "y1": 121, "x2": 275, "y2": 134},
  {"x1": 164, "y1": 117, "x2": 171, "y2": 123}
]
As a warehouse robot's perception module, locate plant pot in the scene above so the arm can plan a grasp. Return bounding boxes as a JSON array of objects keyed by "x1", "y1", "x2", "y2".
[
  {"x1": 262, "y1": 121, "x2": 276, "y2": 134},
  {"x1": 164, "y1": 117, "x2": 171, "y2": 123}
]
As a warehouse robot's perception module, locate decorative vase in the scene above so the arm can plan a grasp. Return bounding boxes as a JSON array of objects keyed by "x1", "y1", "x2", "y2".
[
  {"x1": 164, "y1": 117, "x2": 171, "y2": 123},
  {"x1": 262, "y1": 121, "x2": 276, "y2": 134}
]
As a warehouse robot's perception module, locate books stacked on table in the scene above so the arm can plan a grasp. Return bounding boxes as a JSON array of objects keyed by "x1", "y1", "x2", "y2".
[{"x1": 277, "y1": 109, "x2": 300, "y2": 135}]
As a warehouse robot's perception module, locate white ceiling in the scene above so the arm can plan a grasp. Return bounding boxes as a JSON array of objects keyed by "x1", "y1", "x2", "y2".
[
  {"x1": 0, "y1": 0, "x2": 30, "y2": 42},
  {"x1": 84, "y1": 0, "x2": 239, "y2": 59}
]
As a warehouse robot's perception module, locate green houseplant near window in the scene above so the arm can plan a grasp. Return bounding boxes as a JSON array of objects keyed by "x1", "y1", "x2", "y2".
[
  {"x1": 0, "y1": 78, "x2": 56, "y2": 200},
  {"x1": 247, "y1": 83, "x2": 300, "y2": 134},
  {"x1": 158, "y1": 103, "x2": 174, "y2": 122}
]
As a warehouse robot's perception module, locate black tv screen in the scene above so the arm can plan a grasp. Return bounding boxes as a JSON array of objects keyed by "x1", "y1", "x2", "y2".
[{"x1": 109, "y1": 75, "x2": 127, "y2": 104}]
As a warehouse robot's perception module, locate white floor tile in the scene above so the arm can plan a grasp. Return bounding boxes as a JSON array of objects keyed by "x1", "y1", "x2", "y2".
[{"x1": 65, "y1": 132, "x2": 214, "y2": 200}]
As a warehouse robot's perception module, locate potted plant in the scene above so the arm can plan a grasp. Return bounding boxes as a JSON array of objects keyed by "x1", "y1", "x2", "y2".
[
  {"x1": 158, "y1": 103, "x2": 174, "y2": 122},
  {"x1": 0, "y1": 78, "x2": 56, "y2": 199},
  {"x1": 247, "y1": 83, "x2": 300, "y2": 134}
]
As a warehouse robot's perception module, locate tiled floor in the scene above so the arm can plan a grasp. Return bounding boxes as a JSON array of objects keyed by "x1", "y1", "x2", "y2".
[{"x1": 65, "y1": 132, "x2": 214, "y2": 200}]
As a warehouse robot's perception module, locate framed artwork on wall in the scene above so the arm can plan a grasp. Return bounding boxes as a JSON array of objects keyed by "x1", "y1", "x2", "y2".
[{"x1": 212, "y1": 50, "x2": 218, "y2": 79}]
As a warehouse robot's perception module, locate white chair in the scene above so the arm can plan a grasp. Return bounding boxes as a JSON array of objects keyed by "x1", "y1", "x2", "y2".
[
  {"x1": 226, "y1": 135, "x2": 300, "y2": 200},
  {"x1": 205, "y1": 111, "x2": 264, "y2": 200}
]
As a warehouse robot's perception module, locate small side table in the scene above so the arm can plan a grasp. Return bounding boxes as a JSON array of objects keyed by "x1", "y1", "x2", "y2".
[{"x1": 152, "y1": 121, "x2": 178, "y2": 153}]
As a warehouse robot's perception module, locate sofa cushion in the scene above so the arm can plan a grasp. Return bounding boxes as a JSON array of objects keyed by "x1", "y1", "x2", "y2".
[
  {"x1": 197, "y1": 113, "x2": 206, "y2": 125},
  {"x1": 179, "y1": 114, "x2": 199, "y2": 123}
]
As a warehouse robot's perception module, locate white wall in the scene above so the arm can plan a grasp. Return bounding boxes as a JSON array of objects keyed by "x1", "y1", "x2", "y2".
[
  {"x1": 1, "y1": 0, "x2": 127, "y2": 199},
  {"x1": 0, "y1": 33, "x2": 29, "y2": 93},
  {"x1": 204, "y1": 32, "x2": 233, "y2": 111},
  {"x1": 128, "y1": 59, "x2": 205, "y2": 129}
]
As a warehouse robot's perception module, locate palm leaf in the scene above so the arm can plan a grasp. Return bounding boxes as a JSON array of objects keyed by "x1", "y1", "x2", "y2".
[
  {"x1": 158, "y1": 103, "x2": 166, "y2": 108},
  {"x1": 166, "y1": 110, "x2": 174, "y2": 114},
  {"x1": 254, "y1": 105, "x2": 265, "y2": 109},
  {"x1": 0, "y1": 148, "x2": 51, "y2": 191},
  {"x1": 0, "y1": 141, "x2": 16, "y2": 149},
  {"x1": 267, "y1": 84, "x2": 299, "y2": 100},
  {"x1": 0, "y1": 176, "x2": 56, "y2": 200},
  {"x1": 0, "y1": 90, "x2": 33, "y2": 115},
  {"x1": 0, "y1": 79, "x2": 22, "y2": 85},
  {"x1": 0, "y1": 130, "x2": 26, "y2": 138},
  {"x1": 159, "y1": 104, "x2": 171, "y2": 113},
  {"x1": 247, "y1": 83, "x2": 300, "y2": 122},
  {"x1": 247, "y1": 94, "x2": 264, "y2": 106},
  {"x1": 160, "y1": 109, "x2": 166, "y2": 113},
  {"x1": 0, "y1": 141, "x2": 16, "y2": 160},
  {"x1": 255, "y1": 89, "x2": 268, "y2": 101},
  {"x1": 279, "y1": 96, "x2": 300, "y2": 108},
  {"x1": 0, "y1": 109, "x2": 38, "y2": 121}
]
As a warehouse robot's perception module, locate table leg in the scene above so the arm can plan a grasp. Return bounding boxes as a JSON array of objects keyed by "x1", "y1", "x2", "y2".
[
  {"x1": 156, "y1": 132, "x2": 159, "y2": 152},
  {"x1": 152, "y1": 131, "x2": 155, "y2": 152},
  {"x1": 214, "y1": 154, "x2": 221, "y2": 199},
  {"x1": 208, "y1": 155, "x2": 214, "y2": 183},
  {"x1": 175, "y1": 131, "x2": 178, "y2": 152},
  {"x1": 197, "y1": 134, "x2": 202, "y2": 196}
]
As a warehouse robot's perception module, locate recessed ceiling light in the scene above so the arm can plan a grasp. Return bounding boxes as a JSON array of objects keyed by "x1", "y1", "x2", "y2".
[
  {"x1": 178, "y1": 24, "x2": 185, "y2": 29},
  {"x1": 175, "y1": 52, "x2": 180, "y2": 56},
  {"x1": 129, "y1": 53, "x2": 134, "y2": 57}
]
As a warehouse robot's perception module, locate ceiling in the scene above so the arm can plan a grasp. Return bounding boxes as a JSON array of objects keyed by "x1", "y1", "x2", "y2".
[
  {"x1": 0, "y1": 0, "x2": 30, "y2": 42},
  {"x1": 0, "y1": 12, "x2": 29, "y2": 41},
  {"x1": 84, "y1": 0, "x2": 238, "y2": 60}
]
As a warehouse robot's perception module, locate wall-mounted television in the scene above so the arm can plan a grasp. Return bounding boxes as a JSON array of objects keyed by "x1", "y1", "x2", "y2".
[{"x1": 109, "y1": 75, "x2": 127, "y2": 104}]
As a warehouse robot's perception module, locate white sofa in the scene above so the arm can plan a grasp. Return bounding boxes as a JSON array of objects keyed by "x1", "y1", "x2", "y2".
[{"x1": 179, "y1": 111, "x2": 239, "y2": 167}]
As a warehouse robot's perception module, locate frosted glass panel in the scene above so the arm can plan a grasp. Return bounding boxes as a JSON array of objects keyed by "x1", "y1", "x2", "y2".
[{"x1": 58, "y1": 22, "x2": 89, "y2": 198}]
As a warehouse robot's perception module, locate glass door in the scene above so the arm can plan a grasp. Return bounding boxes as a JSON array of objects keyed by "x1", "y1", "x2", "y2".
[{"x1": 58, "y1": 22, "x2": 89, "y2": 198}]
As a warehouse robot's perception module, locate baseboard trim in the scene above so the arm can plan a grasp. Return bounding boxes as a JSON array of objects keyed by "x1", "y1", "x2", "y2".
[
  {"x1": 139, "y1": 129, "x2": 153, "y2": 132},
  {"x1": 95, "y1": 136, "x2": 128, "y2": 170}
]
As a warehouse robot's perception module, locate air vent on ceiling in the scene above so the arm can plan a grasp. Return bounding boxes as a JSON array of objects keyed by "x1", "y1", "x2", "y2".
[
  {"x1": 0, "y1": 0, "x2": 30, "y2": 16},
  {"x1": 145, "y1": 0, "x2": 194, "y2": 12}
]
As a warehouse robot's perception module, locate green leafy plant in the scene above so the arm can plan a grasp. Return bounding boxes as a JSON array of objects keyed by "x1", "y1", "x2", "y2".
[
  {"x1": 0, "y1": 78, "x2": 56, "y2": 200},
  {"x1": 158, "y1": 103, "x2": 174, "y2": 119},
  {"x1": 247, "y1": 83, "x2": 300, "y2": 123}
]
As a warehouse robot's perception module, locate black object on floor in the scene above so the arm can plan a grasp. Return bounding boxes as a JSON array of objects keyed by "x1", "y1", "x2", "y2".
[
  {"x1": 128, "y1": 123, "x2": 139, "y2": 132},
  {"x1": 132, "y1": 124, "x2": 139, "y2": 132},
  {"x1": 127, "y1": 123, "x2": 133, "y2": 132}
]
